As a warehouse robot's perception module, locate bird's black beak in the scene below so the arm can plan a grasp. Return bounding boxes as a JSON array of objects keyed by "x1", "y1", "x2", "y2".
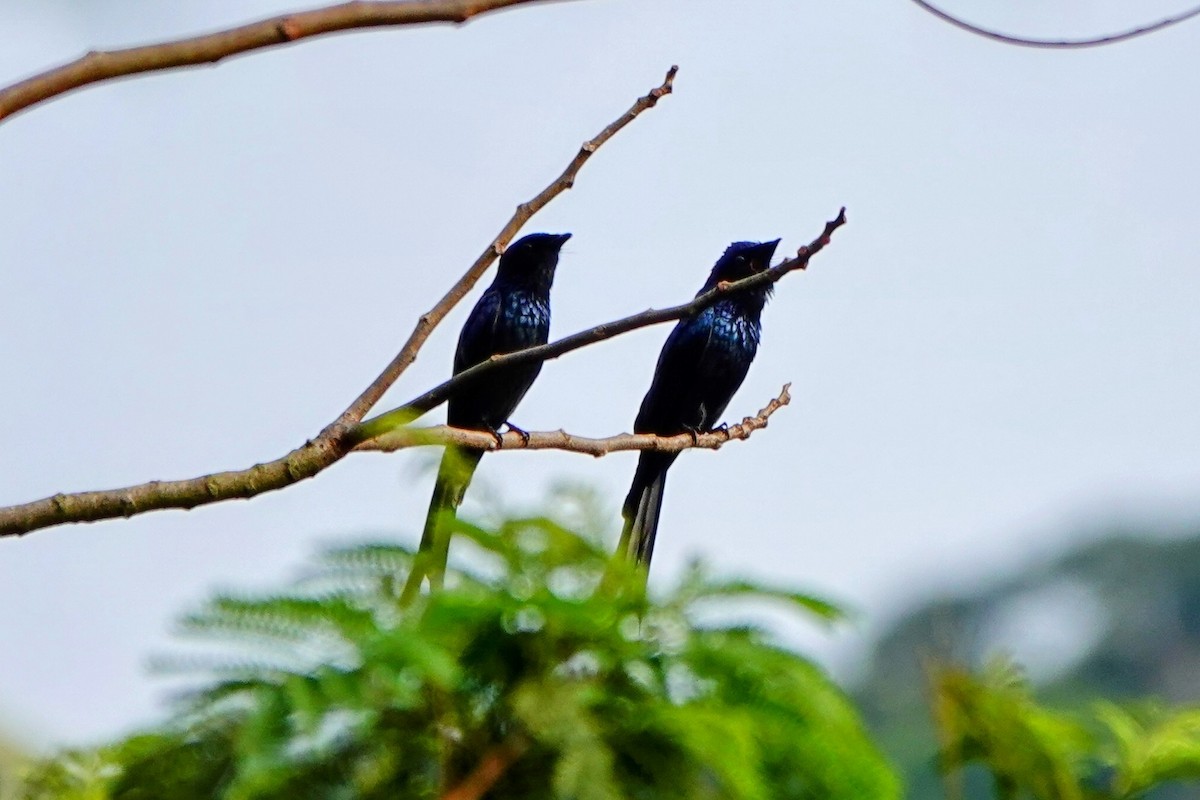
[
  {"x1": 752, "y1": 238, "x2": 781, "y2": 265},
  {"x1": 553, "y1": 232, "x2": 573, "y2": 248}
]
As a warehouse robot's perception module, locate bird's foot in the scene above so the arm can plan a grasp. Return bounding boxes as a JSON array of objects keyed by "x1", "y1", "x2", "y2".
[
  {"x1": 485, "y1": 425, "x2": 505, "y2": 450},
  {"x1": 504, "y1": 421, "x2": 532, "y2": 447},
  {"x1": 683, "y1": 424, "x2": 702, "y2": 446}
]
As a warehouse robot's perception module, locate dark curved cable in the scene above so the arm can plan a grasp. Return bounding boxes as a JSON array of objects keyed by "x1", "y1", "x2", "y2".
[{"x1": 909, "y1": 0, "x2": 1200, "y2": 49}]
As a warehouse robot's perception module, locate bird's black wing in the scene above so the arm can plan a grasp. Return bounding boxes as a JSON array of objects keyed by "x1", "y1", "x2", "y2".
[
  {"x1": 634, "y1": 311, "x2": 719, "y2": 436},
  {"x1": 454, "y1": 288, "x2": 505, "y2": 376}
]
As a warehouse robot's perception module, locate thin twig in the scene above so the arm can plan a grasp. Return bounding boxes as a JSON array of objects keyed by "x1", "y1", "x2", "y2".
[
  {"x1": 439, "y1": 737, "x2": 528, "y2": 800},
  {"x1": 326, "y1": 65, "x2": 677, "y2": 437},
  {"x1": 354, "y1": 207, "x2": 845, "y2": 441},
  {"x1": 0, "y1": 67, "x2": 675, "y2": 539},
  {"x1": 357, "y1": 384, "x2": 791, "y2": 455},
  {"x1": 0, "y1": 0, "x2": 580, "y2": 124},
  {"x1": 909, "y1": 0, "x2": 1200, "y2": 49}
]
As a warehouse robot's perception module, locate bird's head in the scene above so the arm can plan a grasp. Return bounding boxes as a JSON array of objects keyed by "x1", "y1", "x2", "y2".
[
  {"x1": 496, "y1": 232, "x2": 572, "y2": 291},
  {"x1": 703, "y1": 238, "x2": 781, "y2": 292}
]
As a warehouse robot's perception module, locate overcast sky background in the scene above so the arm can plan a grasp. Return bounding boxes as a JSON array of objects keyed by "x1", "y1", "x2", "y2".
[{"x1": 2, "y1": 0, "x2": 1198, "y2": 747}]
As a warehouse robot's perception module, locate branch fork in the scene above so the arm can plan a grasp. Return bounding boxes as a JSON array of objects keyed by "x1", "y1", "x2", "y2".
[{"x1": 357, "y1": 384, "x2": 792, "y2": 458}]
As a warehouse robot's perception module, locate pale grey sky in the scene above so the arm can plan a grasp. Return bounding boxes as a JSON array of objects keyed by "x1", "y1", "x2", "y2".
[{"x1": 2, "y1": 0, "x2": 1198, "y2": 745}]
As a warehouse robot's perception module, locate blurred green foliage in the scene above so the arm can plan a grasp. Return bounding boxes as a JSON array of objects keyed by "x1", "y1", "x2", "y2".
[
  {"x1": 856, "y1": 531, "x2": 1200, "y2": 800},
  {"x1": 17, "y1": 505, "x2": 896, "y2": 799},
  {"x1": 16, "y1": 507, "x2": 1200, "y2": 800},
  {"x1": 933, "y1": 658, "x2": 1200, "y2": 799},
  {"x1": 0, "y1": 734, "x2": 27, "y2": 800}
]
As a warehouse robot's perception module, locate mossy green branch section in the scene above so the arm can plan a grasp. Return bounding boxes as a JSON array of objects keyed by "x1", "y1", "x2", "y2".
[
  {"x1": 0, "y1": 384, "x2": 791, "y2": 538},
  {"x1": 359, "y1": 384, "x2": 791, "y2": 455}
]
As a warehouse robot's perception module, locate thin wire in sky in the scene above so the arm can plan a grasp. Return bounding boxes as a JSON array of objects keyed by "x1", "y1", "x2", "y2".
[{"x1": 909, "y1": 0, "x2": 1200, "y2": 49}]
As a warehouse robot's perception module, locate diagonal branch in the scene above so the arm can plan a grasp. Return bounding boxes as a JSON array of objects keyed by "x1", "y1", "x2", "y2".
[
  {"x1": 358, "y1": 384, "x2": 791, "y2": 455},
  {"x1": 909, "y1": 0, "x2": 1200, "y2": 49},
  {"x1": 325, "y1": 64, "x2": 677, "y2": 437},
  {"x1": 0, "y1": 67, "x2": 675, "y2": 539},
  {"x1": 0, "y1": 0, "x2": 582, "y2": 124},
  {"x1": 354, "y1": 207, "x2": 846, "y2": 441}
]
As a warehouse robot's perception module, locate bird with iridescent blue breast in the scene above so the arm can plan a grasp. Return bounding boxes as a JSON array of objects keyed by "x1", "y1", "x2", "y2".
[
  {"x1": 618, "y1": 238, "x2": 781, "y2": 568},
  {"x1": 402, "y1": 232, "x2": 571, "y2": 602}
]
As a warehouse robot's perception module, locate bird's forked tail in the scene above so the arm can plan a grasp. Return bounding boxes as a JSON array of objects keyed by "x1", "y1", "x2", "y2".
[
  {"x1": 617, "y1": 454, "x2": 673, "y2": 568},
  {"x1": 401, "y1": 445, "x2": 483, "y2": 604}
]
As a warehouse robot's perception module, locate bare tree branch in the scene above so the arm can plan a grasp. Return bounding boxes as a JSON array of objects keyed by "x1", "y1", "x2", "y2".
[
  {"x1": 10, "y1": 0, "x2": 1191, "y2": 128},
  {"x1": 327, "y1": 64, "x2": 677, "y2": 437},
  {"x1": 0, "y1": 67, "x2": 675, "y2": 539},
  {"x1": 909, "y1": 0, "x2": 1200, "y2": 49},
  {"x1": 354, "y1": 207, "x2": 847, "y2": 441},
  {"x1": 358, "y1": 384, "x2": 791, "y2": 455},
  {"x1": 0, "y1": 0, "x2": 581, "y2": 124},
  {"x1": 0, "y1": 195, "x2": 837, "y2": 540}
]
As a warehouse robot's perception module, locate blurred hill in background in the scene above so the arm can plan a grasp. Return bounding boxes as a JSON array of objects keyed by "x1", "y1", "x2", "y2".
[{"x1": 855, "y1": 524, "x2": 1200, "y2": 799}]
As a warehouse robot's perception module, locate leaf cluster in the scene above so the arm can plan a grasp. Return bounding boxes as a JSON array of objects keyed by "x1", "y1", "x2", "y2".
[
  {"x1": 19, "y1": 513, "x2": 897, "y2": 800},
  {"x1": 934, "y1": 658, "x2": 1200, "y2": 800}
]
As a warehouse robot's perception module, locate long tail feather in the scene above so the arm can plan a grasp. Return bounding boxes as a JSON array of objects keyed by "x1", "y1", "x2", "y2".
[
  {"x1": 401, "y1": 446, "x2": 482, "y2": 603},
  {"x1": 618, "y1": 454, "x2": 673, "y2": 568}
]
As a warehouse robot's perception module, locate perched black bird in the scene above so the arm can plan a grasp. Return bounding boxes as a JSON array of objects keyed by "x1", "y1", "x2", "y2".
[
  {"x1": 617, "y1": 239, "x2": 781, "y2": 568},
  {"x1": 402, "y1": 232, "x2": 571, "y2": 601}
]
